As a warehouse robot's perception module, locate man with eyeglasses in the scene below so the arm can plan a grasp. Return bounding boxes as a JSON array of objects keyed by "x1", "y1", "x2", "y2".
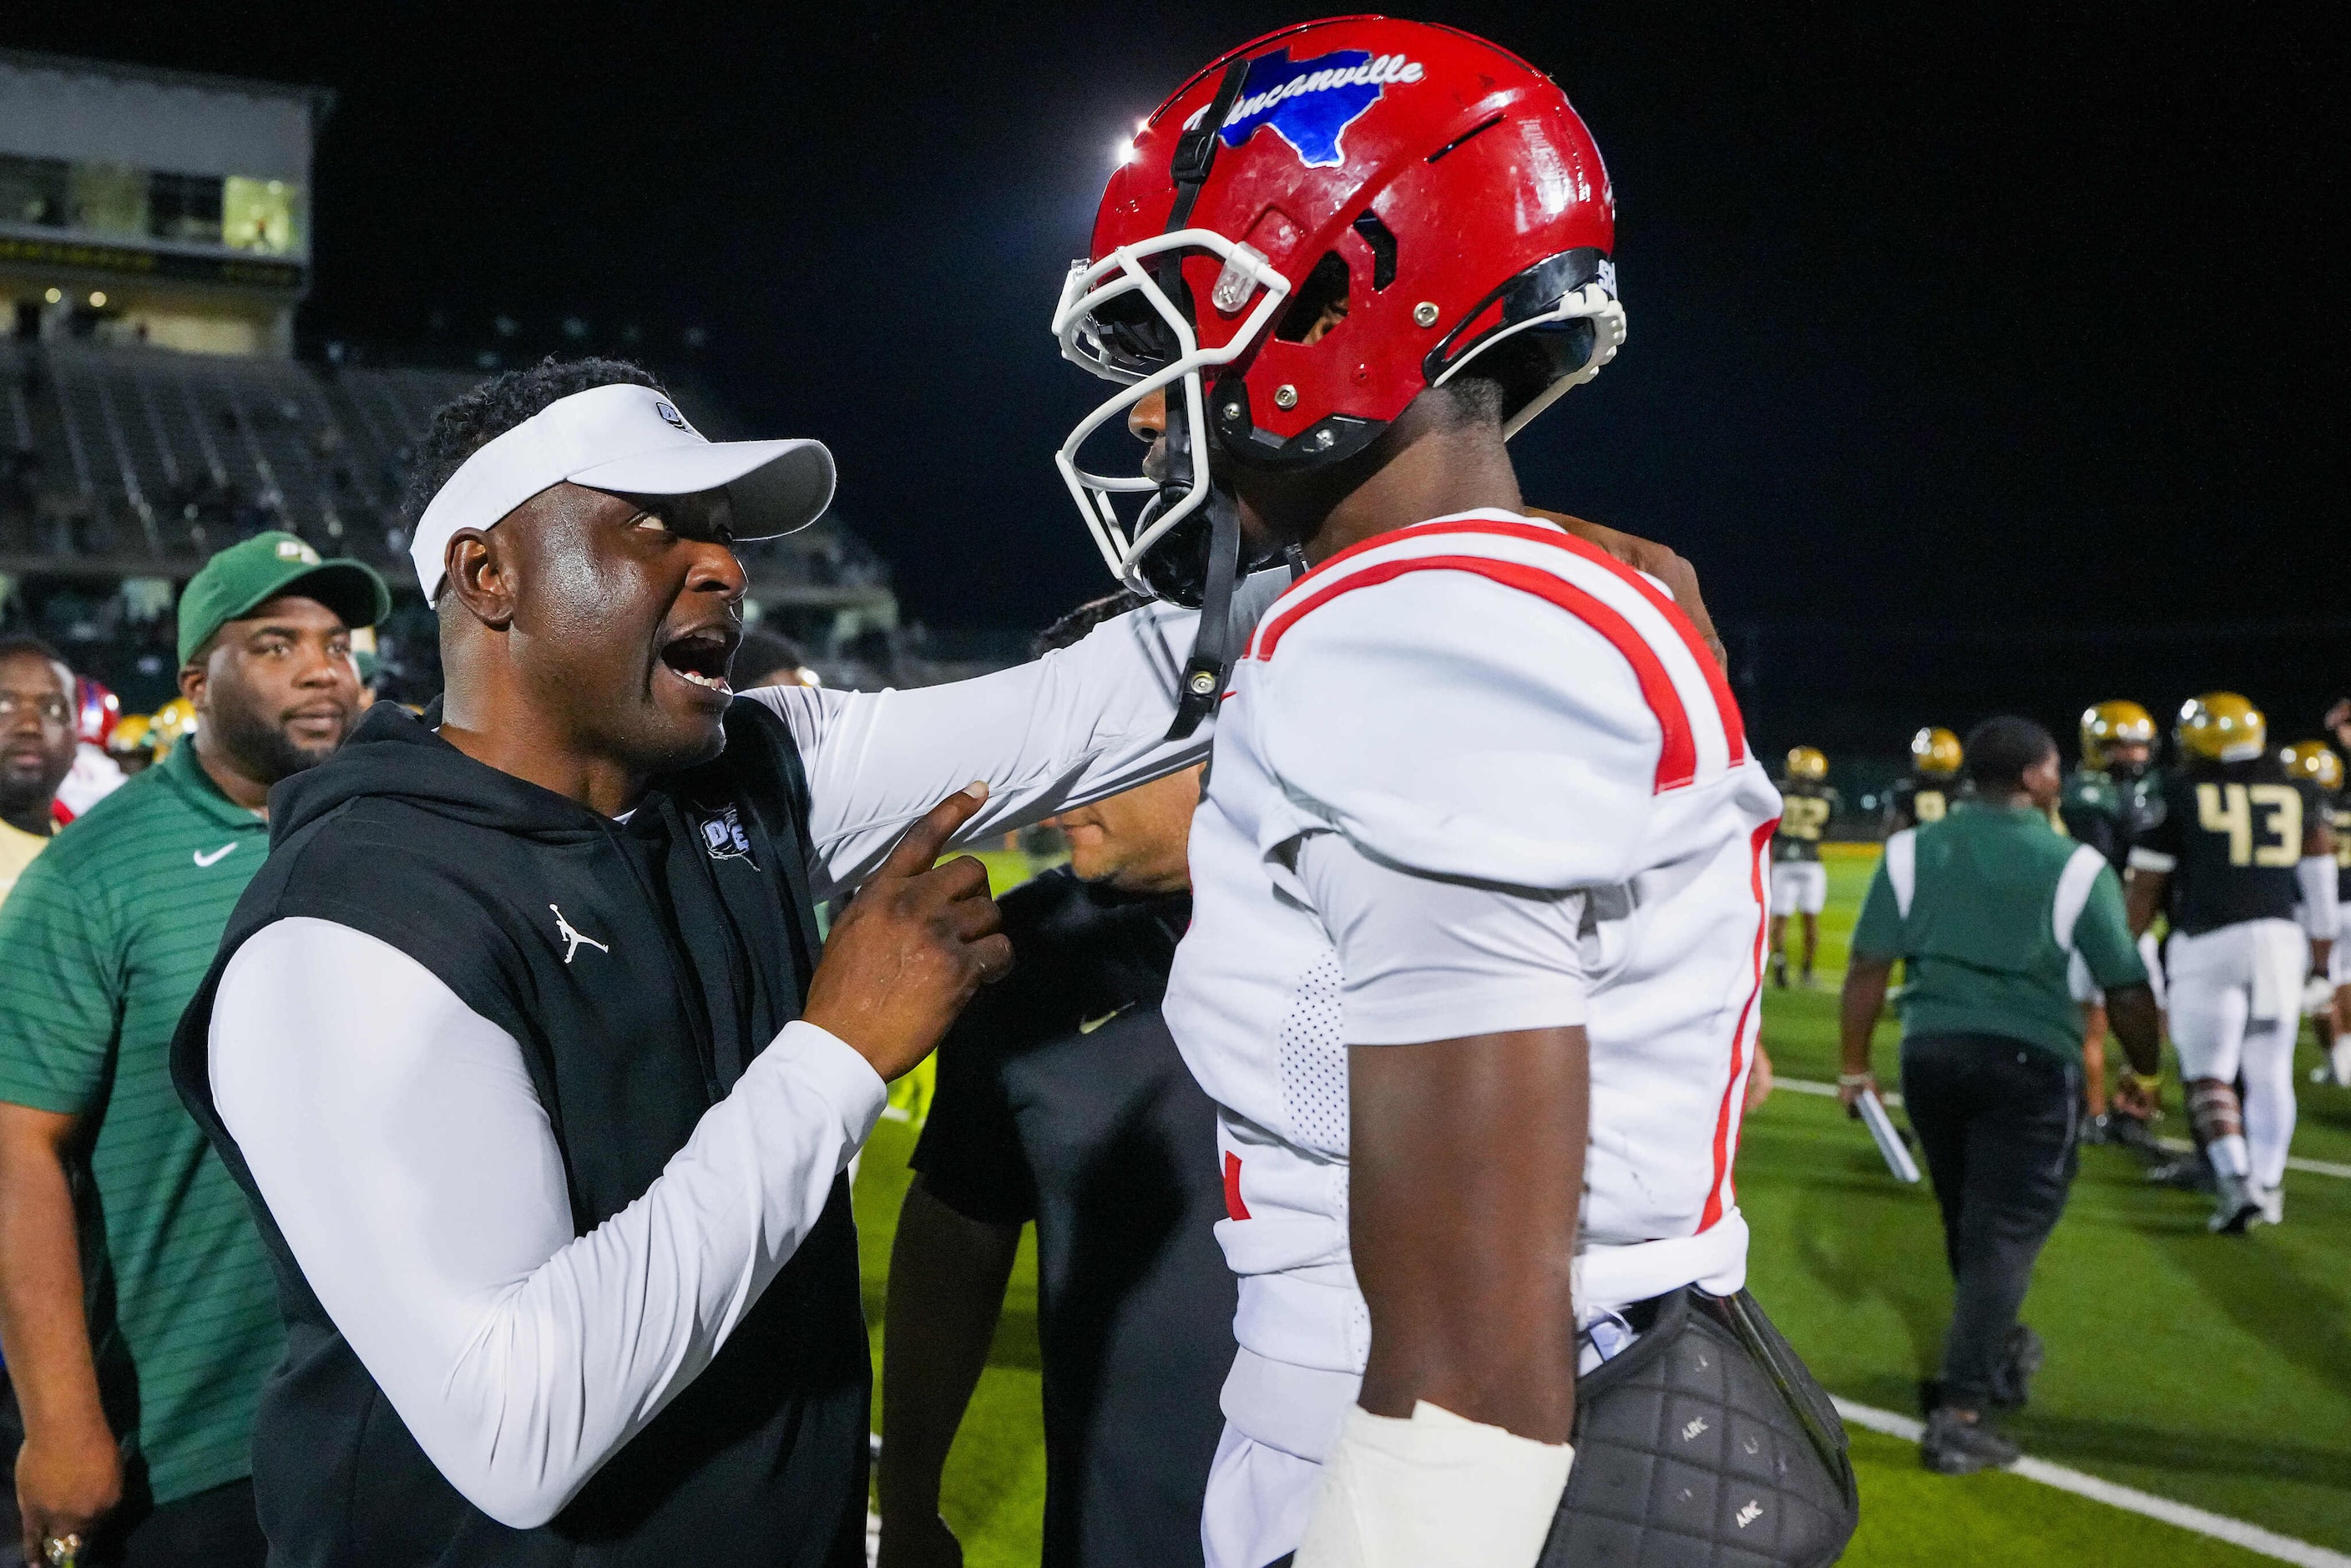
[{"x1": 0, "y1": 638, "x2": 81, "y2": 907}]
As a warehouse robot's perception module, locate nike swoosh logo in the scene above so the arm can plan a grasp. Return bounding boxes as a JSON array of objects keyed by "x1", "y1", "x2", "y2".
[
  {"x1": 1078, "y1": 1007, "x2": 1128, "y2": 1034},
  {"x1": 193, "y1": 843, "x2": 239, "y2": 867}
]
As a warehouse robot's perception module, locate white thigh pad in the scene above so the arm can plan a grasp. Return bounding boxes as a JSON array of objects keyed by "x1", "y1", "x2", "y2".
[
  {"x1": 2166, "y1": 927, "x2": 2256, "y2": 1082},
  {"x1": 1770, "y1": 861, "x2": 1829, "y2": 917}
]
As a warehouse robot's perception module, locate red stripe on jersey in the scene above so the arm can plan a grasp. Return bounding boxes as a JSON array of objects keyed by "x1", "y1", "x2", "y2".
[
  {"x1": 1533, "y1": 529, "x2": 1747, "y2": 768},
  {"x1": 1264, "y1": 518, "x2": 1747, "y2": 768},
  {"x1": 1254, "y1": 554, "x2": 1698, "y2": 792},
  {"x1": 1701, "y1": 817, "x2": 1779, "y2": 1231},
  {"x1": 1222, "y1": 1151, "x2": 1251, "y2": 1222}
]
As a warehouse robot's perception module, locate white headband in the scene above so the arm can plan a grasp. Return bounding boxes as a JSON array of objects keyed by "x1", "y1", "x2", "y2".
[{"x1": 410, "y1": 383, "x2": 836, "y2": 599}]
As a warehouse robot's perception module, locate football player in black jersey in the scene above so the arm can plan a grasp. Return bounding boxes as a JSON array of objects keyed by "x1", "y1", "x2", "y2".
[
  {"x1": 1770, "y1": 746, "x2": 1840, "y2": 988},
  {"x1": 2283, "y1": 739, "x2": 2349, "y2": 1087},
  {"x1": 1888, "y1": 726, "x2": 1964, "y2": 832},
  {"x1": 2126, "y1": 695, "x2": 2336, "y2": 1232},
  {"x1": 2061, "y1": 701, "x2": 2166, "y2": 1151}
]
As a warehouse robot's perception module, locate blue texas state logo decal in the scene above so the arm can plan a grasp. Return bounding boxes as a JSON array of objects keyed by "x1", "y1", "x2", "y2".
[{"x1": 1214, "y1": 48, "x2": 1425, "y2": 169}]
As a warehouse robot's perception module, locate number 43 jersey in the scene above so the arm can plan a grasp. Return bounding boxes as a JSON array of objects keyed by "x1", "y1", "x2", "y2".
[
  {"x1": 1162, "y1": 511, "x2": 1782, "y2": 1451},
  {"x1": 2131, "y1": 756, "x2": 2321, "y2": 936}
]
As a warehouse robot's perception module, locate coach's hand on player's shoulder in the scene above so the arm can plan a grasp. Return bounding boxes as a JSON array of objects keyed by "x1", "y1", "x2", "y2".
[
  {"x1": 1527, "y1": 508, "x2": 1727, "y2": 670},
  {"x1": 803, "y1": 784, "x2": 1013, "y2": 1083}
]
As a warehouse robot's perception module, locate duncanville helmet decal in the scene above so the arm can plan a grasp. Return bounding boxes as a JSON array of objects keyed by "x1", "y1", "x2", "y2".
[{"x1": 1206, "y1": 48, "x2": 1426, "y2": 169}]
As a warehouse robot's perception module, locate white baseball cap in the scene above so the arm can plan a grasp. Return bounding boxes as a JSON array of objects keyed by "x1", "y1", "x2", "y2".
[{"x1": 409, "y1": 382, "x2": 836, "y2": 599}]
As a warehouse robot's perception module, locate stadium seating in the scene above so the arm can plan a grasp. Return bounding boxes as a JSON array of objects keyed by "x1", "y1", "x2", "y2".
[
  {"x1": 0, "y1": 339, "x2": 893, "y2": 597},
  {"x1": 0, "y1": 337, "x2": 903, "y2": 709}
]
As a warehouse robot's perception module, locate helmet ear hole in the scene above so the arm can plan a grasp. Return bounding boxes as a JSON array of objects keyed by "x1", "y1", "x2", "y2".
[
  {"x1": 1275, "y1": 252, "x2": 1352, "y2": 343},
  {"x1": 1349, "y1": 213, "x2": 1398, "y2": 290}
]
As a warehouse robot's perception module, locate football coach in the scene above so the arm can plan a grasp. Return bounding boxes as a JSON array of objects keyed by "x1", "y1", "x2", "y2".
[{"x1": 162, "y1": 359, "x2": 1279, "y2": 1568}]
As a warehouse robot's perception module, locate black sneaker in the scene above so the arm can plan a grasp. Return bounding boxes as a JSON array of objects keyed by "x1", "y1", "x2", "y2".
[
  {"x1": 2109, "y1": 1114, "x2": 2163, "y2": 1156},
  {"x1": 1772, "y1": 954, "x2": 1790, "y2": 989},
  {"x1": 2146, "y1": 1152, "x2": 2215, "y2": 1192},
  {"x1": 2210, "y1": 1173, "x2": 2262, "y2": 1235},
  {"x1": 2081, "y1": 1114, "x2": 2112, "y2": 1146},
  {"x1": 1921, "y1": 1407, "x2": 2020, "y2": 1474},
  {"x1": 1988, "y1": 1324, "x2": 2045, "y2": 1409}
]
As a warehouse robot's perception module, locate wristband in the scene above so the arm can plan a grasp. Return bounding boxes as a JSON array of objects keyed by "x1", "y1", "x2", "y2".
[
  {"x1": 1837, "y1": 1072, "x2": 1873, "y2": 1087},
  {"x1": 1295, "y1": 1402, "x2": 1573, "y2": 1568}
]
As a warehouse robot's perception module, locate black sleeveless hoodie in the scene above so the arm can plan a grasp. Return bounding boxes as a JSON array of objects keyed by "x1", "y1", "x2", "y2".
[{"x1": 170, "y1": 698, "x2": 867, "y2": 1566}]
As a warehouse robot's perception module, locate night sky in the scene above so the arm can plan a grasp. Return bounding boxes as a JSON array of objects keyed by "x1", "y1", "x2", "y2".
[{"x1": 11, "y1": 3, "x2": 2343, "y2": 758}]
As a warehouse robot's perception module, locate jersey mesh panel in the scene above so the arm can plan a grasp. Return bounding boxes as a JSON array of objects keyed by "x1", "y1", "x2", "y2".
[{"x1": 1278, "y1": 953, "x2": 1349, "y2": 1154}]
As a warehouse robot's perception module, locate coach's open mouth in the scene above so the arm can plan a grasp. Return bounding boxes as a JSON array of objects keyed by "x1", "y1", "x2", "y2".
[{"x1": 659, "y1": 624, "x2": 737, "y2": 697}]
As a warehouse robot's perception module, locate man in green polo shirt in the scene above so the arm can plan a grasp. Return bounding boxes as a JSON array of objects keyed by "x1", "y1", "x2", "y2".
[
  {"x1": 0, "y1": 534, "x2": 387, "y2": 1567},
  {"x1": 1838, "y1": 716, "x2": 2161, "y2": 1478}
]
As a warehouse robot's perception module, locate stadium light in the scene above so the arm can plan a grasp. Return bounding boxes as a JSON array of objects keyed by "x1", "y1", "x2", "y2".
[
  {"x1": 88, "y1": 291, "x2": 108, "y2": 308},
  {"x1": 1115, "y1": 139, "x2": 1137, "y2": 164},
  {"x1": 43, "y1": 287, "x2": 61, "y2": 304}
]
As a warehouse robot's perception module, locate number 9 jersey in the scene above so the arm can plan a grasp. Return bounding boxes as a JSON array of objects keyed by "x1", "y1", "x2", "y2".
[{"x1": 2129, "y1": 754, "x2": 2321, "y2": 935}]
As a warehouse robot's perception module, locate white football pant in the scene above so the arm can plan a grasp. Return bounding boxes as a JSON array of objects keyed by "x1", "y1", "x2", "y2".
[
  {"x1": 2166, "y1": 918, "x2": 2307, "y2": 1189},
  {"x1": 1769, "y1": 861, "x2": 1829, "y2": 918}
]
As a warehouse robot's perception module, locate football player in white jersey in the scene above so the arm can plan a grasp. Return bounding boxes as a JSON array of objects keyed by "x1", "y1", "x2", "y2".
[{"x1": 1050, "y1": 18, "x2": 1852, "y2": 1568}]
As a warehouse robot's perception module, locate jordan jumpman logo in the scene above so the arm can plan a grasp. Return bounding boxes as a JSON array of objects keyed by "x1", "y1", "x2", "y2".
[{"x1": 549, "y1": 904, "x2": 609, "y2": 964}]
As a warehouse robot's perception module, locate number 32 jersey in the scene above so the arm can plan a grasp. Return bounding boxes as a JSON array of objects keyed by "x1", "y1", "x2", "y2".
[
  {"x1": 1162, "y1": 511, "x2": 1781, "y2": 1451},
  {"x1": 1773, "y1": 780, "x2": 1841, "y2": 862},
  {"x1": 2130, "y1": 756, "x2": 2319, "y2": 936}
]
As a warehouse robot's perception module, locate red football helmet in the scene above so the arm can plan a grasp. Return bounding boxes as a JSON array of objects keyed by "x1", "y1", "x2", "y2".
[
  {"x1": 1054, "y1": 15, "x2": 1624, "y2": 598},
  {"x1": 75, "y1": 675, "x2": 119, "y2": 749}
]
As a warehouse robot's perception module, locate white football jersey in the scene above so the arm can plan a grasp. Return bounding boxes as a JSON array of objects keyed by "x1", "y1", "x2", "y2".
[{"x1": 1163, "y1": 509, "x2": 1782, "y2": 1457}]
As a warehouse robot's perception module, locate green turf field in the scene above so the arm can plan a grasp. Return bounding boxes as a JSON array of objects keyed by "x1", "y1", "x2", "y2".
[{"x1": 856, "y1": 842, "x2": 2351, "y2": 1565}]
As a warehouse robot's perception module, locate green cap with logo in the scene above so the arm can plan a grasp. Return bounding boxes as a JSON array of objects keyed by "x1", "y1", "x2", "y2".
[{"x1": 177, "y1": 533, "x2": 392, "y2": 668}]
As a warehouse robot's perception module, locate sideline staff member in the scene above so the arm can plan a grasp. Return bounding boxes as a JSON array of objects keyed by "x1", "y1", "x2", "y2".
[
  {"x1": 0, "y1": 536, "x2": 385, "y2": 1566},
  {"x1": 1838, "y1": 717, "x2": 2159, "y2": 1475},
  {"x1": 879, "y1": 594, "x2": 1233, "y2": 1568},
  {"x1": 0, "y1": 638, "x2": 80, "y2": 903}
]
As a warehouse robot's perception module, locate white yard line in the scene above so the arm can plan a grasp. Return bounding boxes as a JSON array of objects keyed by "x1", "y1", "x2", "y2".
[
  {"x1": 1777, "y1": 1078, "x2": 2351, "y2": 1179},
  {"x1": 2149, "y1": 1136, "x2": 2351, "y2": 1181},
  {"x1": 1832, "y1": 1399, "x2": 2351, "y2": 1568}
]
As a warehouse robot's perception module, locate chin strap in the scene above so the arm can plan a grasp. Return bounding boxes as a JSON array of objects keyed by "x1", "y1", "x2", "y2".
[
  {"x1": 1165, "y1": 485, "x2": 1241, "y2": 740},
  {"x1": 1159, "y1": 53, "x2": 1256, "y2": 744}
]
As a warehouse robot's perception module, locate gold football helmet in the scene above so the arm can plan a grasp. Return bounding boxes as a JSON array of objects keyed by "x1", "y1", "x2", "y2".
[
  {"x1": 1785, "y1": 746, "x2": 1828, "y2": 782},
  {"x1": 105, "y1": 711, "x2": 154, "y2": 759},
  {"x1": 1910, "y1": 726, "x2": 1963, "y2": 778},
  {"x1": 2080, "y1": 700, "x2": 2156, "y2": 771},
  {"x1": 2282, "y1": 740, "x2": 2344, "y2": 792},
  {"x1": 2176, "y1": 692, "x2": 2265, "y2": 762},
  {"x1": 149, "y1": 697, "x2": 199, "y2": 756}
]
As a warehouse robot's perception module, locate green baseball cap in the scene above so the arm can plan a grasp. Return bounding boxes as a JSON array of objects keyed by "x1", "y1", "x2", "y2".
[{"x1": 177, "y1": 532, "x2": 393, "y2": 667}]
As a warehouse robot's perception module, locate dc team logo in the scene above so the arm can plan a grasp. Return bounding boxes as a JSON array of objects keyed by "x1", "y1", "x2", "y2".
[
  {"x1": 1213, "y1": 48, "x2": 1425, "y2": 169},
  {"x1": 699, "y1": 802, "x2": 755, "y2": 864}
]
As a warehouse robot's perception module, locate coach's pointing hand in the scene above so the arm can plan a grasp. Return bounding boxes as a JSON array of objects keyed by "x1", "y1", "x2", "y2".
[{"x1": 803, "y1": 783, "x2": 1013, "y2": 1083}]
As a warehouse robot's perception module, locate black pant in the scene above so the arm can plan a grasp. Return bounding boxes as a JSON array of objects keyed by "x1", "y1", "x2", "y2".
[
  {"x1": 0, "y1": 1477, "x2": 265, "y2": 1568},
  {"x1": 1900, "y1": 1031, "x2": 2080, "y2": 1410}
]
